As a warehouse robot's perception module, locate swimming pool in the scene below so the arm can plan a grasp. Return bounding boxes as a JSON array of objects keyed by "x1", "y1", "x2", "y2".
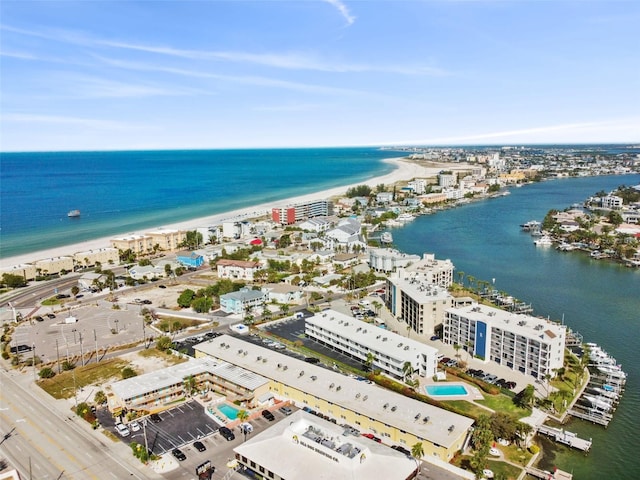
[
  {"x1": 425, "y1": 384, "x2": 469, "y2": 397},
  {"x1": 218, "y1": 403, "x2": 240, "y2": 420}
]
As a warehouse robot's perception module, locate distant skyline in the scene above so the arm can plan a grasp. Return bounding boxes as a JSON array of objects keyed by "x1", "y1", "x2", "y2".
[{"x1": 1, "y1": 1, "x2": 638, "y2": 152}]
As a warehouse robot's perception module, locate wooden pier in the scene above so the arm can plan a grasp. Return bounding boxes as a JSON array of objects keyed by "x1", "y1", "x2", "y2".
[
  {"x1": 536, "y1": 425, "x2": 592, "y2": 452},
  {"x1": 526, "y1": 466, "x2": 573, "y2": 480},
  {"x1": 567, "y1": 408, "x2": 612, "y2": 426}
]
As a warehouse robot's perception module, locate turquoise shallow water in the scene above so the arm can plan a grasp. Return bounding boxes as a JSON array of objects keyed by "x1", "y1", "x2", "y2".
[
  {"x1": 393, "y1": 174, "x2": 640, "y2": 479},
  {"x1": 0, "y1": 147, "x2": 396, "y2": 258}
]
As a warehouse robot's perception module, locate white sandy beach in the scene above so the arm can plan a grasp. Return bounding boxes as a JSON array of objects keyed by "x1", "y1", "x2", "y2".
[{"x1": 0, "y1": 157, "x2": 457, "y2": 269}]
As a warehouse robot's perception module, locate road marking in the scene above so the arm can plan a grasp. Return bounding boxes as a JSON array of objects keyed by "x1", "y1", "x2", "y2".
[{"x1": 16, "y1": 418, "x2": 26, "y2": 423}]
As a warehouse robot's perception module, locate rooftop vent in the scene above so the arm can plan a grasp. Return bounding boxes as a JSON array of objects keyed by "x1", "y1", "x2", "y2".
[
  {"x1": 220, "y1": 342, "x2": 226, "y2": 348},
  {"x1": 448, "y1": 425, "x2": 455, "y2": 433},
  {"x1": 415, "y1": 413, "x2": 421, "y2": 420},
  {"x1": 423, "y1": 416, "x2": 430, "y2": 423},
  {"x1": 398, "y1": 343, "x2": 403, "y2": 348},
  {"x1": 238, "y1": 349, "x2": 243, "y2": 354},
  {"x1": 363, "y1": 395, "x2": 368, "y2": 401},
  {"x1": 262, "y1": 358, "x2": 267, "y2": 363},
  {"x1": 404, "y1": 346, "x2": 409, "y2": 351},
  {"x1": 299, "y1": 371, "x2": 305, "y2": 377},
  {"x1": 330, "y1": 383, "x2": 335, "y2": 389},
  {"x1": 336, "y1": 386, "x2": 341, "y2": 391},
  {"x1": 355, "y1": 393, "x2": 361, "y2": 399},
  {"x1": 311, "y1": 376, "x2": 317, "y2": 381},
  {"x1": 383, "y1": 403, "x2": 389, "y2": 409},
  {"x1": 283, "y1": 365, "x2": 287, "y2": 370},
  {"x1": 277, "y1": 363, "x2": 281, "y2": 368},
  {"x1": 226, "y1": 345, "x2": 230, "y2": 349},
  {"x1": 391, "y1": 406, "x2": 397, "y2": 412},
  {"x1": 257, "y1": 356, "x2": 262, "y2": 361}
]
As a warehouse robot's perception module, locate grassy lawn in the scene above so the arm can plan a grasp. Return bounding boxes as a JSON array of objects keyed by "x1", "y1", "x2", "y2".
[
  {"x1": 444, "y1": 400, "x2": 493, "y2": 419},
  {"x1": 475, "y1": 393, "x2": 531, "y2": 419},
  {"x1": 502, "y1": 444, "x2": 533, "y2": 466},
  {"x1": 138, "y1": 348, "x2": 187, "y2": 365},
  {"x1": 39, "y1": 358, "x2": 129, "y2": 399},
  {"x1": 452, "y1": 455, "x2": 524, "y2": 480}
]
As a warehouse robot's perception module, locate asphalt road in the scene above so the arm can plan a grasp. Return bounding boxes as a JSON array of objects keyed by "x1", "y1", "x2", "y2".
[{"x1": 0, "y1": 369, "x2": 160, "y2": 480}]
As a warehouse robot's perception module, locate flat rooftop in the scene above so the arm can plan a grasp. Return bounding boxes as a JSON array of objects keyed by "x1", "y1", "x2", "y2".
[
  {"x1": 234, "y1": 410, "x2": 416, "y2": 480},
  {"x1": 195, "y1": 335, "x2": 473, "y2": 449}
]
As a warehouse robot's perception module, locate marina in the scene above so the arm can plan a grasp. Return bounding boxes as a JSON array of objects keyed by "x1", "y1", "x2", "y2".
[{"x1": 536, "y1": 425, "x2": 592, "y2": 453}]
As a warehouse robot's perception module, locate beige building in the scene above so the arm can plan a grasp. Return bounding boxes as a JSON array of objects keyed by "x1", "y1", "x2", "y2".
[
  {"x1": 73, "y1": 247, "x2": 120, "y2": 268},
  {"x1": 0, "y1": 263, "x2": 38, "y2": 281},
  {"x1": 195, "y1": 335, "x2": 474, "y2": 462},
  {"x1": 111, "y1": 234, "x2": 154, "y2": 255},
  {"x1": 216, "y1": 259, "x2": 262, "y2": 281},
  {"x1": 111, "y1": 228, "x2": 186, "y2": 255},
  {"x1": 107, "y1": 357, "x2": 269, "y2": 415},
  {"x1": 34, "y1": 256, "x2": 74, "y2": 276}
]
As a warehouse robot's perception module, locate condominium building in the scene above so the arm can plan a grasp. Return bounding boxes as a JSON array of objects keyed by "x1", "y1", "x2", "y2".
[
  {"x1": 194, "y1": 335, "x2": 474, "y2": 462},
  {"x1": 443, "y1": 304, "x2": 566, "y2": 379},
  {"x1": 305, "y1": 309, "x2": 439, "y2": 379},
  {"x1": 368, "y1": 248, "x2": 421, "y2": 273},
  {"x1": 404, "y1": 253, "x2": 454, "y2": 288},
  {"x1": 385, "y1": 268, "x2": 453, "y2": 338},
  {"x1": 219, "y1": 287, "x2": 269, "y2": 314},
  {"x1": 272, "y1": 200, "x2": 333, "y2": 226},
  {"x1": 233, "y1": 410, "x2": 418, "y2": 480}
]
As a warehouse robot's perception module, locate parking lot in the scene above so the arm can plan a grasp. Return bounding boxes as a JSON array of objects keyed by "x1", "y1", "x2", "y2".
[{"x1": 99, "y1": 399, "x2": 295, "y2": 479}]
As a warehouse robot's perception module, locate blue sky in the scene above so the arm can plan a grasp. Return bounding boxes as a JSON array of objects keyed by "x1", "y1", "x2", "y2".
[{"x1": 1, "y1": 0, "x2": 638, "y2": 151}]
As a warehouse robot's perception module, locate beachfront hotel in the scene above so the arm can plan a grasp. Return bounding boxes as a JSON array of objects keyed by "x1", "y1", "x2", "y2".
[
  {"x1": 233, "y1": 410, "x2": 418, "y2": 480},
  {"x1": 443, "y1": 304, "x2": 566, "y2": 379},
  {"x1": 272, "y1": 199, "x2": 333, "y2": 226},
  {"x1": 110, "y1": 228, "x2": 186, "y2": 255},
  {"x1": 368, "y1": 248, "x2": 421, "y2": 273},
  {"x1": 304, "y1": 309, "x2": 439, "y2": 379},
  {"x1": 194, "y1": 335, "x2": 474, "y2": 462}
]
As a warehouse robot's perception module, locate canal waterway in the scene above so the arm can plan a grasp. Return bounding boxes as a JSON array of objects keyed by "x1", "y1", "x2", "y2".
[{"x1": 392, "y1": 174, "x2": 640, "y2": 479}]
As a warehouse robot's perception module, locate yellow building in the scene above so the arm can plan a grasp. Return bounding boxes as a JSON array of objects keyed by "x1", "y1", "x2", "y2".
[
  {"x1": 34, "y1": 256, "x2": 74, "y2": 276},
  {"x1": 73, "y1": 247, "x2": 120, "y2": 268},
  {"x1": 111, "y1": 234, "x2": 153, "y2": 255},
  {"x1": 195, "y1": 335, "x2": 474, "y2": 463}
]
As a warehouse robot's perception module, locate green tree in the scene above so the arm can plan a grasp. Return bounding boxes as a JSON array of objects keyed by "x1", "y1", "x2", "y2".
[
  {"x1": 155, "y1": 335, "x2": 174, "y2": 352},
  {"x1": 191, "y1": 296, "x2": 213, "y2": 313},
  {"x1": 94, "y1": 390, "x2": 107, "y2": 405},
  {"x1": 515, "y1": 384, "x2": 535, "y2": 409},
  {"x1": 402, "y1": 361, "x2": 414, "y2": 383},
  {"x1": 2, "y1": 273, "x2": 28, "y2": 288},
  {"x1": 470, "y1": 415, "x2": 493, "y2": 476},
  {"x1": 39, "y1": 367, "x2": 55, "y2": 378},
  {"x1": 122, "y1": 367, "x2": 137, "y2": 379},
  {"x1": 177, "y1": 289, "x2": 196, "y2": 308},
  {"x1": 411, "y1": 442, "x2": 424, "y2": 478},
  {"x1": 183, "y1": 375, "x2": 197, "y2": 396}
]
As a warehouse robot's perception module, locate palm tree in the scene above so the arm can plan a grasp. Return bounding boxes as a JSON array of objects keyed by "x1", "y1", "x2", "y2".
[
  {"x1": 410, "y1": 442, "x2": 424, "y2": 479},
  {"x1": 457, "y1": 271, "x2": 465, "y2": 285},
  {"x1": 365, "y1": 351, "x2": 376, "y2": 372},
  {"x1": 453, "y1": 343, "x2": 462, "y2": 364},
  {"x1": 183, "y1": 375, "x2": 197, "y2": 397},
  {"x1": 402, "y1": 361, "x2": 414, "y2": 383},
  {"x1": 465, "y1": 340, "x2": 473, "y2": 363}
]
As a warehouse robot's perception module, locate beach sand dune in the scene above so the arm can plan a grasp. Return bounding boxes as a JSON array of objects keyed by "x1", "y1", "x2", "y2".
[{"x1": 0, "y1": 158, "x2": 464, "y2": 268}]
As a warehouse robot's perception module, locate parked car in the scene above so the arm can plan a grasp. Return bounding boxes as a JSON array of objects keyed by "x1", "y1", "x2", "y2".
[
  {"x1": 193, "y1": 441, "x2": 206, "y2": 452},
  {"x1": 46, "y1": 313, "x2": 56, "y2": 319},
  {"x1": 392, "y1": 445, "x2": 411, "y2": 456},
  {"x1": 483, "y1": 374, "x2": 499, "y2": 384},
  {"x1": 430, "y1": 335, "x2": 440, "y2": 341},
  {"x1": 362, "y1": 433, "x2": 382, "y2": 443},
  {"x1": 219, "y1": 426, "x2": 235, "y2": 441},
  {"x1": 261, "y1": 410, "x2": 275, "y2": 421},
  {"x1": 172, "y1": 448, "x2": 186, "y2": 461},
  {"x1": 149, "y1": 413, "x2": 162, "y2": 423},
  {"x1": 440, "y1": 357, "x2": 451, "y2": 365},
  {"x1": 115, "y1": 423, "x2": 130, "y2": 437},
  {"x1": 129, "y1": 421, "x2": 141, "y2": 432},
  {"x1": 34, "y1": 316, "x2": 44, "y2": 322},
  {"x1": 279, "y1": 406, "x2": 293, "y2": 416}
]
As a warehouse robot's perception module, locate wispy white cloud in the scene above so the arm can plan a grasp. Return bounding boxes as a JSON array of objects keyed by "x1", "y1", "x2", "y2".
[
  {"x1": 324, "y1": 0, "x2": 356, "y2": 26},
  {"x1": 1, "y1": 113, "x2": 148, "y2": 130},
  {"x1": 397, "y1": 119, "x2": 640, "y2": 145},
  {"x1": 252, "y1": 103, "x2": 326, "y2": 112},
  {"x1": 2, "y1": 23, "x2": 447, "y2": 76},
  {"x1": 94, "y1": 55, "x2": 372, "y2": 96},
  {"x1": 59, "y1": 75, "x2": 209, "y2": 99}
]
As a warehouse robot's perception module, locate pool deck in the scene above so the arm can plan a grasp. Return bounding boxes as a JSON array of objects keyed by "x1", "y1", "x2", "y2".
[{"x1": 422, "y1": 380, "x2": 484, "y2": 401}]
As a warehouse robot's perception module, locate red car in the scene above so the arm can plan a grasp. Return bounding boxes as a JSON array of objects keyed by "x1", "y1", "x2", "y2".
[{"x1": 362, "y1": 433, "x2": 381, "y2": 443}]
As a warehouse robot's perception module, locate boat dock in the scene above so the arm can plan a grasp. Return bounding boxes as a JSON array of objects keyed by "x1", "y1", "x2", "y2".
[
  {"x1": 525, "y1": 466, "x2": 573, "y2": 480},
  {"x1": 567, "y1": 408, "x2": 612, "y2": 426},
  {"x1": 536, "y1": 425, "x2": 592, "y2": 452}
]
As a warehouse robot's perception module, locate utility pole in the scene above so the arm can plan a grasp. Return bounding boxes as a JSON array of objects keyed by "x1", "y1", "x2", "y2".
[
  {"x1": 72, "y1": 368, "x2": 78, "y2": 408},
  {"x1": 79, "y1": 332, "x2": 84, "y2": 367},
  {"x1": 94, "y1": 329, "x2": 99, "y2": 363},
  {"x1": 56, "y1": 339, "x2": 61, "y2": 374},
  {"x1": 142, "y1": 419, "x2": 149, "y2": 459},
  {"x1": 32, "y1": 344, "x2": 36, "y2": 381}
]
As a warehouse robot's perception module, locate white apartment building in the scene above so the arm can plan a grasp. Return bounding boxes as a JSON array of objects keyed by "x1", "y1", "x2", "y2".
[
  {"x1": 368, "y1": 248, "x2": 421, "y2": 273},
  {"x1": 443, "y1": 304, "x2": 566, "y2": 379},
  {"x1": 438, "y1": 173, "x2": 457, "y2": 188},
  {"x1": 305, "y1": 309, "x2": 439, "y2": 379},
  {"x1": 403, "y1": 253, "x2": 454, "y2": 288},
  {"x1": 601, "y1": 195, "x2": 623, "y2": 210},
  {"x1": 216, "y1": 259, "x2": 262, "y2": 281},
  {"x1": 385, "y1": 270, "x2": 453, "y2": 338},
  {"x1": 408, "y1": 179, "x2": 428, "y2": 195}
]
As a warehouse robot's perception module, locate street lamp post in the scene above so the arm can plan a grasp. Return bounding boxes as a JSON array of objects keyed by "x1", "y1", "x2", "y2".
[
  {"x1": 32, "y1": 344, "x2": 36, "y2": 381},
  {"x1": 142, "y1": 419, "x2": 149, "y2": 460}
]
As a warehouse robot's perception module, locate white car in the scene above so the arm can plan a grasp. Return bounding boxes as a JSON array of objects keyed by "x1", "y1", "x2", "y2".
[
  {"x1": 129, "y1": 421, "x2": 141, "y2": 432},
  {"x1": 115, "y1": 423, "x2": 130, "y2": 437},
  {"x1": 239, "y1": 422, "x2": 253, "y2": 433}
]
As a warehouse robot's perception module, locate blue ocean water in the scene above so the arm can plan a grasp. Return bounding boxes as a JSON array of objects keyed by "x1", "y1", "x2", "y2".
[
  {"x1": 0, "y1": 148, "x2": 397, "y2": 258},
  {"x1": 392, "y1": 173, "x2": 640, "y2": 479}
]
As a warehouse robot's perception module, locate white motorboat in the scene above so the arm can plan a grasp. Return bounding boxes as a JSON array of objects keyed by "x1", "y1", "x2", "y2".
[{"x1": 534, "y1": 235, "x2": 553, "y2": 247}]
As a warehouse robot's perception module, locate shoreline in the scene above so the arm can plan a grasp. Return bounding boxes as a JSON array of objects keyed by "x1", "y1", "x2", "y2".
[{"x1": 0, "y1": 157, "x2": 457, "y2": 269}]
